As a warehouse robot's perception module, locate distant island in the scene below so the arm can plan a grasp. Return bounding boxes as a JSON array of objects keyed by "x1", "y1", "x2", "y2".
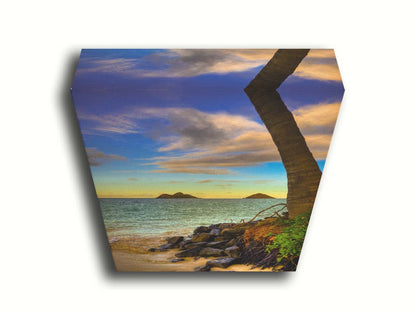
[
  {"x1": 156, "y1": 192, "x2": 197, "y2": 199},
  {"x1": 245, "y1": 193, "x2": 275, "y2": 199}
]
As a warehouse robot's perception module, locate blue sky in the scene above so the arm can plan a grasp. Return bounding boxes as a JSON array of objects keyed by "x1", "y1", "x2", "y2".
[{"x1": 72, "y1": 49, "x2": 344, "y2": 198}]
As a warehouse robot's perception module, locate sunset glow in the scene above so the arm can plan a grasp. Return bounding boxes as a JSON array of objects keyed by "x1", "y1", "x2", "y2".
[{"x1": 72, "y1": 49, "x2": 343, "y2": 198}]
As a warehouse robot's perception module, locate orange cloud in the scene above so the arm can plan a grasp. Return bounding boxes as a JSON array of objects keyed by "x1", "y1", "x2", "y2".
[
  {"x1": 294, "y1": 49, "x2": 342, "y2": 81},
  {"x1": 293, "y1": 102, "x2": 341, "y2": 134},
  {"x1": 150, "y1": 168, "x2": 232, "y2": 175},
  {"x1": 84, "y1": 102, "x2": 340, "y2": 173}
]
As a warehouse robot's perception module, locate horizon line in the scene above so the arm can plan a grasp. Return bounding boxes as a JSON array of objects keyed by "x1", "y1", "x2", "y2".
[{"x1": 97, "y1": 197, "x2": 286, "y2": 200}]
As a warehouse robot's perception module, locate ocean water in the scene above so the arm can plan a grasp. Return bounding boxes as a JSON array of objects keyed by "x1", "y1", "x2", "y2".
[{"x1": 100, "y1": 198, "x2": 286, "y2": 237}]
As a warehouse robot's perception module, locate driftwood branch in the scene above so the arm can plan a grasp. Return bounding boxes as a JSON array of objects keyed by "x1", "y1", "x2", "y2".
[
  {"x1": 271, "y1": 206, "x2": 288, "y2": 219},
  {"x1": 246, "y1": 203, "x2": 287, "y2": 224}
]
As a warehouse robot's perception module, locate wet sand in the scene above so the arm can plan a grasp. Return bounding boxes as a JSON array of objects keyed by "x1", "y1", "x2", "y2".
[{"x1": 108, "y1": 233, "x2": 273, "y2": 272}]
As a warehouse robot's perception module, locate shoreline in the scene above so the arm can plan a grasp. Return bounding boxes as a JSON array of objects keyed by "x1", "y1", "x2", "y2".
[{"x1": 108, "y1": 231, "x2": 273, "y2": 272}]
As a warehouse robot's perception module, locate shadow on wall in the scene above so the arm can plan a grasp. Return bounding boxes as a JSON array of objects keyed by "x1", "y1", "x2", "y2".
[{"x1": 59, "y1": 51, "x2": 292, "y2": 283}]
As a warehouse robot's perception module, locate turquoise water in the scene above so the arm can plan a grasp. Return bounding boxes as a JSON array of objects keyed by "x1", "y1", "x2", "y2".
[{"x1": 100, "y1": 198, "x2": 286, "y2": 237}]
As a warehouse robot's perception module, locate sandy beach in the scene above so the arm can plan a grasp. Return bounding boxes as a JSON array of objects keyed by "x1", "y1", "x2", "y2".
[{"x1": 108, "y1": 233, "x2": 273, "y2": 272}]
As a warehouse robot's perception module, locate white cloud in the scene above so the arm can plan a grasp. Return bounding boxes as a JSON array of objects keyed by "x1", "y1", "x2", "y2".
[
  {"x1": 78, "y1": 113, "x2": 139, "y2": 134},
  {"x1": 86, "y1": 147, "x2": 127, "y2": 166},
  {"x1": 82, "y1": 102, "x2": 340, "y2": 173},
  {"x1": 78, "y1": 49, "x2": 342, "y2": 82}
]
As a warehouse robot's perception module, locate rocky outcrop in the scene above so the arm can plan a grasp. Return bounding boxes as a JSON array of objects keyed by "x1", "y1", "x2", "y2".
[
  {"x1": 152, "y1": 220, "x2": 248, "y2": 271},
  {"x1": 151, "y1": 216, "x2": 297, "y2": 271}
]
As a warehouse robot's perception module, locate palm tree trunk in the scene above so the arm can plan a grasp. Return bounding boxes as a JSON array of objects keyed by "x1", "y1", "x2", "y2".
[{"x1": 244, "y1": 49, "x2": 322, "y2": 218}]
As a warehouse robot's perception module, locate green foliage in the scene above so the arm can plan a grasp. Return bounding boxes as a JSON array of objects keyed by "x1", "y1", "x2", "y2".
[{"x1": 266, "y1": 211, "x2": 311, "y2": 262}]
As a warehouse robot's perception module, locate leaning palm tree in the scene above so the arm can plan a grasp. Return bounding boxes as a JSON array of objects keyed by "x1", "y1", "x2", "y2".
[{"x1": 244, "y1": 49, "x2": 322, "y2": 218}]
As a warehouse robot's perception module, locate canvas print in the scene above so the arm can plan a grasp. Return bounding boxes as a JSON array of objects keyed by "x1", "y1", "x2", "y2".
[{"x1": 71, "y1": 49, "x2": 344, "y2": 271}]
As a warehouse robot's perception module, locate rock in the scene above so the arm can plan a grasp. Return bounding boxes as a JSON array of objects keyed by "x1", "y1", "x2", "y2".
[
  {"x1": 200, "y1": 247, "x2": 224, "y2": 257},
  {"x1": 191, "y1": 233, "x2": 214, "y2": 243},
  {"x1": 225, "y1": 238, "x2": 238, "y2": 247},
  {"x1": 175, "y1": 246, "x2": 202, "y2": 258},
  {"x1": 209, "y1": 223, "x2": 220, "y2": 229},
  {"x1": 178, "y1": 238, "x2": 192, "y2": 249},
  {"x1": 214, "y1": 236, "x2": 227, "y2": 242},
  {"x1": 167, "y1": 236, "x2": 184, "y2": 245},
  {"x1": 209, "y1": 228, "x2": 221, "y2": 236},
  {"x1": 225, "y1": 246, "x2": 240, "y2": 258},
  {"x1": 194, "y1": 265, "x2": 211, "y2": 272},
  {"x1": 158, "y1": 243, "x2": 176, "y2": 250},
  {"x1": 206, "y1": 240, "x2": 228, "y2": 248},
  {"x1": 156, "y1": 248, "x2": 169, "y2": 252},
  {"x1": 218, "y1": 223, "x2": 233, "y2": 230},
  {"x1": 194, "y1": 226, "x2": 211, "y2": 234},
  {"x1": 148, "y1": 248, "x2": 157, "y2": 252},
  {"x1": 220, "y1": 227, "x2": 245, "y2": 237},
  {"x1": 170, "y1": 258, "x2": 185, "y2": 263},
  {"x1": 180, "y1": 242, "x2": 206, "y2": 250},
  {"x1": 207, "y1": 257, "x2": 238, "y2": 268}
]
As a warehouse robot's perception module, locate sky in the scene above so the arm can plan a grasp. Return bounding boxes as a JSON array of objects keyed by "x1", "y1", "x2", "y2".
[{"x1": 72, "y1": 49, "x2": 344, "y2": 198}]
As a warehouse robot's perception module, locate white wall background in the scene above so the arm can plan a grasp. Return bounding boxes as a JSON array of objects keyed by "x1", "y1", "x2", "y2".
[{"x1": 1, "y1": 1, "x2": 415, "y2": 311}]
